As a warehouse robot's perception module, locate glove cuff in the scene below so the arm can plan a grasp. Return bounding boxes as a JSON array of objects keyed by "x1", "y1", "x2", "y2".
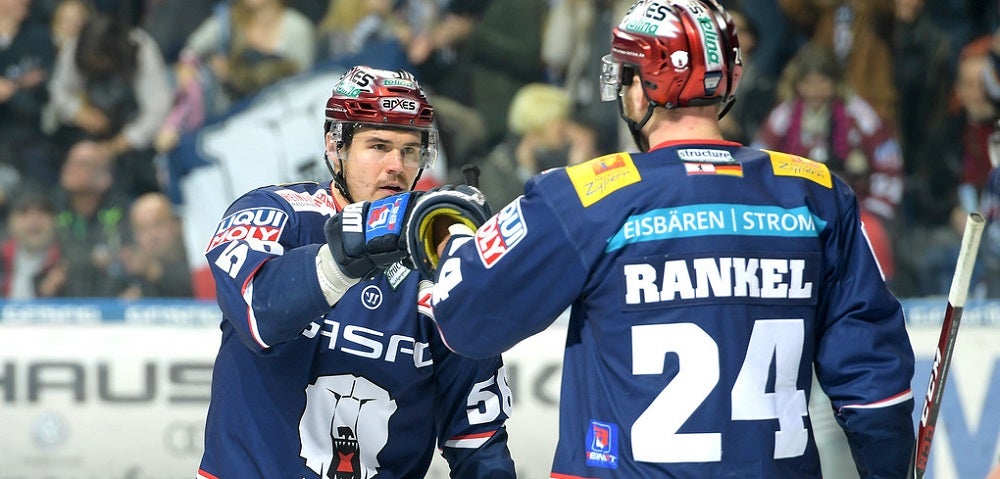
[
  {"x1": 316, "y1": 244, "x2": 360, "y2": 306},
  {"x1": 418, "y1": 208, "x2": 480, "y2": 272}
]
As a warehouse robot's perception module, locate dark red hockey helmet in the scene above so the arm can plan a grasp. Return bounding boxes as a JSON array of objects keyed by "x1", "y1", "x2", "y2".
[
  {"x1": 601, "y1": 0, "x2": 742, "y2": 112},
  {"x1": 325, "y1": 65, "x2": 435, "y2": 128},
  {"x1": 325, "y1": 65, "x2": 439, "y2": 168}
]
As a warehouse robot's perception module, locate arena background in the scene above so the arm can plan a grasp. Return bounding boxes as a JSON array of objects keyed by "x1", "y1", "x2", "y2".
[{"x1": 2, "y1": 66, "x2": 997, "y2": 479}]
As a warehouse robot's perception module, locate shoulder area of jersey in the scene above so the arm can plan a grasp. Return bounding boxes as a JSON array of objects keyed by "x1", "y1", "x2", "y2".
[
  {"x1": 257, "y1": 181, "x2": 339, "y2": 215},
  {"x1": 760, "y1": 149, "x2": 833, "y2": 189},
  {"x1": 562, "y1": 152, "x2": 643, "y2": 208}
]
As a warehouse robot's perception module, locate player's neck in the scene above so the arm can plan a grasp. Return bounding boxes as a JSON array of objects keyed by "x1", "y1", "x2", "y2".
[{"x1": 647, "y1": 110, "x2": 724, "y2": 146}]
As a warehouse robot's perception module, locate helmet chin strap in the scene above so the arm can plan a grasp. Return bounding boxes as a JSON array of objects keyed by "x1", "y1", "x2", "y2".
[
  {"x1": 617, "y1": 96, "x2": 657, "y2": 152},
  {"x1": 409, "y1": 169, "x2": 424, "y2": 191},
  {"x1": 326, "y1": 151, "x2": 356, "y2": 204}
]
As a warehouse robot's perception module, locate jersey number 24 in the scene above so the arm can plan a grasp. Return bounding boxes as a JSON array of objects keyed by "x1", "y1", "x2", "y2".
[{"x1": 631, "y1": 319, "x2": 809, "y2": 463}]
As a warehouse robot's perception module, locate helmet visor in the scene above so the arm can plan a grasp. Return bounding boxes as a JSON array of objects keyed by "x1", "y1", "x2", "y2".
[
  {"x1": 600, "y1": 54, "x2": 622, "y2": 102},
  {"x1": 332, "y1": 122, "x2": 439, "y2": 169}
]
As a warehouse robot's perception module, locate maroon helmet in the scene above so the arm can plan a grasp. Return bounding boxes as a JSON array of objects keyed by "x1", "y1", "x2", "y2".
[
  {"x1": 601, "y1": 0, "x2": 742, "y2": 112},
  {"x1": 325, "y1": 65, "x2": 439, "y2": 169}
]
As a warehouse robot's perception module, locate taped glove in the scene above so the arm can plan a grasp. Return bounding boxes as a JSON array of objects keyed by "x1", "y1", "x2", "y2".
[
  {"x1": 325, "y1": 192, "x2": 420, "y2": 280},
  {"x1": 404, "y1": 184, "x2": 492, "y2": 278}
]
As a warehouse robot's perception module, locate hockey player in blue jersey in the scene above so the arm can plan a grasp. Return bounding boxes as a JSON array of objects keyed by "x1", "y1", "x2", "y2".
[
  {"x1": 393, "y1": 0, "x2": 917, "y2": 477},
  {"x1": 197, "y1": 65, "x2": 515, "y2": 479}
]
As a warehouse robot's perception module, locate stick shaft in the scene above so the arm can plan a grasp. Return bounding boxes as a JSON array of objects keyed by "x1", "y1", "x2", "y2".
[
  {"x1": 911, "y1": 213, "x2": 986, "y2": 479},
  {"x1": 461, "y1": 164, "x2": 480, "y2": 188}
]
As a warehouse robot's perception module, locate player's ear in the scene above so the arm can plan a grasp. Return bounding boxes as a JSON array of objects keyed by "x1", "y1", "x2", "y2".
[{"x1": 625, "y1": 73, "x2": 646, "y2": 114}]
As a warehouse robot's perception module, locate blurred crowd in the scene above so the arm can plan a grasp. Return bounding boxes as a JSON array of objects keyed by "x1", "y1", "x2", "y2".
[{"x1": 1, "y1": 0, "x2": 999, "y2": 300}]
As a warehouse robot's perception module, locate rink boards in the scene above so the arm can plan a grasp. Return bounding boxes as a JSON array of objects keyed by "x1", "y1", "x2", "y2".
[{"x1": 0, "y1": 298, "x2": 997, "y2": 479}]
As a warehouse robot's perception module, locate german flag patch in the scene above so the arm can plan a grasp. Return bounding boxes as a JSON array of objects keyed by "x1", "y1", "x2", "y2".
[{"x1": 684, "y1": 162, "x2": 743, "y2": 177}]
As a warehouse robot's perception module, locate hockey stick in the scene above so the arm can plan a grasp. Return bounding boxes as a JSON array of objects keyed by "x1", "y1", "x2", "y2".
[
  {"x1": 910, "y1": 212, "x2": 986, "y2": 479},
  {"x1": 461, "y1": 163, "x2": 481, "y2": 187}
]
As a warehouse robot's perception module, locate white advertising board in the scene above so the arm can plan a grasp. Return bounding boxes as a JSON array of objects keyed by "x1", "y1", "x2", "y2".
[{"x1": 0, "y1": 300, "x2": 997, "y2": 478}]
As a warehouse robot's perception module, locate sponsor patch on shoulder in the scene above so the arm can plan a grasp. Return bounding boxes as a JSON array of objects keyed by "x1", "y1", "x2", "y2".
[
  {"x1": 207, "y1": 207, "x2": 288, "y2": 252},
  {"x1": 475, "y1": 200, "x2": 527, "y2": 268},
  {"x1": 765, "y1": 150, "x2": 832, "y2": 188},
  {"x1": 567, "y1": 153, "x2": 641, "y2": 207},
  {"x1": 275, "y1": 188, "x2": 337, "y2": 214},
  {"x1": 585, "y1": 420, "x2": 619, "y2": 469}
]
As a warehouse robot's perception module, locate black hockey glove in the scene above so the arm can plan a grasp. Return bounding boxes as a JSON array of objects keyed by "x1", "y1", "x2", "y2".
[
  {"x1": 325, "y1": 192, "x2": 420, "y2": 280},
  {"x1": 404, "y1": 184, "x2": 492, "y2": 279}
]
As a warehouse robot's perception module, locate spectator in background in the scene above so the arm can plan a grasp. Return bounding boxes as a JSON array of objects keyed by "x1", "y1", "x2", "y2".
[
  {"x1": 451, "y1": 0, "x2": 548, "y2": 150},
  {"x1": 542, "y1": 0, "x2": 631, "y2": 155},
  {"x1": 405, "y1": 0, "x2": 494, "y2": 172},
  {"x1": 315, "y1": 0, "x2": 408, "y2": 66},
  {"x1": 922, "y1": 0, "x2": 998, "y2": 69},
  {"x1": 46, "y1": 12, "x2": 173, "y2": 198},
  {"x1": 478, "y1": 82, "x2": 596, "y2": 207},
  {"x1": 0, "y1": 186, "x2": 62, "y2": 299},
  {"x1": 893, "y1": 35, "x2": 998, "y2": 298},
  {"x1": 779, "y1": 0, "x2": 897, "y2": 126},
  {"x1": 983, "y1": 27, "x2": 1000, "y2": 298},
  {"x1": 719, "y1": 5, "x2": 778, "y2": 145},
  {"x1": 405, "y1": 0, "x2": 489, "y2": 88},
  {"x1": 119, "y1": 191, "x2": 192, "y2": 298},
  {"x1": 140, "y1": 0, "x2": 215, "y2": 64},
  {"x1": 53, "y1": 140, "x2": 130, "y2": 297},
  {"x1": 0, "y1": 0, "x2": 59, "y2": 189},
  {"x1": 283, "y1": 0, "x2": 326, "y2": 22},
  {"x1": 153, "y1": 50, "x2": 207, "y2": 169},
  {"x1": 893, "y1": 0, "x2": 957, "y2": 230},
  {"x1": 724, "y1": 0, "x2": 800, "y2": 84},
  {"x1": 753, "y1": 43, "x2": 903, "y2": 283},
  {"x1": 754, "y1": 42, "x2": 904, "y2": 225},
  {"x1": 984, "y1": 128, "x2": 1000, "y2": 296},
  {"x1": 48, "y1": 0, "x2": 90, "y2": 52},
  {"x1": 954, "y1": 36, "x2": 998, "y2": 212},
  {"x1": 179, "y1": 0, "x2": 314, "y2": 112}
]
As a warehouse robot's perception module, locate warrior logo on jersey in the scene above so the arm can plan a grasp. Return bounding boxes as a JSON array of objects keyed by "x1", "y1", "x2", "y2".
[
  {"x1": 361, "y1": 285, "x2": 382, "y2": 310},
  {"x1": 476, "y1": 201, "x2": 527, "y2": 268},
  {"x1": 365, "y1": 195, "x2": 410, "y2": 241},
  {"x1": 585, "y1": 420, "x2": 619, "y2": 469},
  {"x1": 206, "y1": 207, "x2": 287, "y2": 252},
  {"x1": 567, "y1": 153, "x2": 641, "y2": 207},
  {"x1": 300, "y1": 375, "x2": 398, "y2": 479}
]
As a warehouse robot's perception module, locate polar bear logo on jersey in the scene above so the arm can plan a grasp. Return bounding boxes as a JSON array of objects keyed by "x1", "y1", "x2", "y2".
[{"x1": 300, "y1": 375, "x2": 398, "y2": 479}]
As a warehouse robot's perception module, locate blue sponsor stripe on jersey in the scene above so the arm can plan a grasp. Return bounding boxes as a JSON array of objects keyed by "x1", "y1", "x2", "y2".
[{"x1": 606, "y1": 204, "x2": 826, "y2": 251}]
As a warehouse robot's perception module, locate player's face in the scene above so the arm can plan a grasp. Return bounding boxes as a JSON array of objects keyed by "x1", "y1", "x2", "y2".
[{"x1": 339, "y1": 128, "x2": 422, "y2": 203}]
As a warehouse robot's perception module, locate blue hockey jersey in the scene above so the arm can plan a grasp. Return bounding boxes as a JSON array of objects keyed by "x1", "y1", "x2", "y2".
[
  {"x1": 431, "y1": 140, "x2": 915, "y2": 478},
  {"x1": 198, "y1": 181, "x2": 514, "y2": 479}
]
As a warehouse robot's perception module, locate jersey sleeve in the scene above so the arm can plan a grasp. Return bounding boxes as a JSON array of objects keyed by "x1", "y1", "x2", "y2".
[
  {"x1": 813, "y1": 189, "x2": 915, "y2": 475},
  {"x1": 431, "y1": 179, "x2": 589, "y2": 358},
  {"x1": 433, "y1": 344, "x2": 516, "y2": 478},
  {"x1": 205, "y1": 188, "x2": 331, "y2": 352}
]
